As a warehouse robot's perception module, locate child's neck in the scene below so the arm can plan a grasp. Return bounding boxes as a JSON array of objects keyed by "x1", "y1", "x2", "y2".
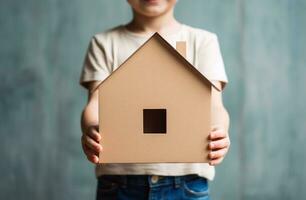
[{"x1": 126, "y1": 9, "x2": 181, "y2": 36}]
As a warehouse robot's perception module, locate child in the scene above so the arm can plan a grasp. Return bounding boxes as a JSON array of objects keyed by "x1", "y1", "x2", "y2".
[{"x1": 80, "y1": 0, "x2": 230, "y2": 199}]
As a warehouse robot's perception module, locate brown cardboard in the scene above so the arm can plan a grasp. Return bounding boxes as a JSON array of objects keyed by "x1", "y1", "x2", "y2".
[
  {"x1": 176, "y1": 41, "x2": 186, "y2": 58},
  {"x1": 97, "y1": 33, "x2": 216, "y2": 163}
]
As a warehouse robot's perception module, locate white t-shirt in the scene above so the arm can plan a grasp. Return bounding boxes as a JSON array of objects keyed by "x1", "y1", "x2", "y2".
[{"x1": 80, "y1": 24, "x2": 228, "y2": 181}]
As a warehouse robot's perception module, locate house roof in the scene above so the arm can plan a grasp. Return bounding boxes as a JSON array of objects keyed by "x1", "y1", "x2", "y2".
[{"x1": 92, "y1": 32, "x2": 221, "y2": 93}]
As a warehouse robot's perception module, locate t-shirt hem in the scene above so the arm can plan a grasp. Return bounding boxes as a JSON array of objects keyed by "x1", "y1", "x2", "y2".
[{"x1": 94, "y1": 164, "x2": 215, "y2": 181}]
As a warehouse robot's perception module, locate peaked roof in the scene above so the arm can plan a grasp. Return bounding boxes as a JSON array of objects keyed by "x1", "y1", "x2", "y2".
[{"x1": 92, "y1": 32, "x2": 220, "y2": 93}]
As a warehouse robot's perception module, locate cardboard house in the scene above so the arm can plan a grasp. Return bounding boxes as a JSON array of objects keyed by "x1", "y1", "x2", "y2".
[{"x1": 96, "y1": 32, "x2": 220, "y2": 164}]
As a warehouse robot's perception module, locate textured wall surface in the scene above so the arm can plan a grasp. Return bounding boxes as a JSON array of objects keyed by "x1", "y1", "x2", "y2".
[{"x1": 1, "y1": 0, "x2": 305, "y2": 199}]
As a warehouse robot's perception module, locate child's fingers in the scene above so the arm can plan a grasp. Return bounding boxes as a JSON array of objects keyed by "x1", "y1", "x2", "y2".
[
  {"x1": 209, "y1": 137, "x2": 230, "y2": 150},
  {"x1": 86, "y1": 152, "x2": 99, "y2": 164},
  {"x1": 82, "y1": 134, "x2": 102, "y2": 153},
  {"x1": 211, "y1": 125, "x2": 220, "y2": 132},
  {"x1": 209, "y1": 129, "x2": 226, "y2": 140},
  {"x1": 209, "y1": 157, "x2": 224, "y2": 166},
  {"x1": 88, "y1": 155, "x2": 99, "y2": 164},
  {"x1": 83, "y1": 143, "x2": 99, "y2": 156},
  {"x1": 208, "y1": 148, "x2": 227, "y2": 160},
  {"x1": 87, "y1": 127, "x2": 101, "y2": 142},
  {"x1": 83, "y1": 144, "x2": 99, "y2": 164}
]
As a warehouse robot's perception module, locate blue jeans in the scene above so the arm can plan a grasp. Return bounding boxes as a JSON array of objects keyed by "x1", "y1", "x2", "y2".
[{"x1": 96, "y1": 174, "x2": 210, "y2": 200}]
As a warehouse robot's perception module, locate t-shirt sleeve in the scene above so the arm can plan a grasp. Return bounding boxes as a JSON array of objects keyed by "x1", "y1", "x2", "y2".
[
  {"x1": 79, "y1": 35, "x2": 112, "y2": 88},
  {"x1": 197, "y1": 34, "x2": 228, "y2": 90}
]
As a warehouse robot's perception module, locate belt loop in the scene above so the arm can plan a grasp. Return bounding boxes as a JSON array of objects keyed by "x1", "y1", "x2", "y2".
[{"x1": 174, "y1": 176, "x2": 181, "y2": 188}]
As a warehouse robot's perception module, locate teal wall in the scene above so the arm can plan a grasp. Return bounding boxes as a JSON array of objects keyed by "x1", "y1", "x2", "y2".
[{"x1": 1, "y1": 0, "x2": 306, "y2": 199}]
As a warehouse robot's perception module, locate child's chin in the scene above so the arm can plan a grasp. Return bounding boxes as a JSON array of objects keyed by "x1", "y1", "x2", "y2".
[
  {"x1": 140, "y1": 6, "x2": 167, "y2": 16},
  {"x1": 144, "y1": 9, "x2": 163, "y2": 15}
]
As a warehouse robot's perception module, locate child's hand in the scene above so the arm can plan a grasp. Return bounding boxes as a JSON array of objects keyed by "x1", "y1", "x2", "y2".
[
  {"x1": 81, "y1": 125, "x2": 102, "y2": 164},
  {"x1": 208, "y1": 126, "x2": 230, "y2": 166}
]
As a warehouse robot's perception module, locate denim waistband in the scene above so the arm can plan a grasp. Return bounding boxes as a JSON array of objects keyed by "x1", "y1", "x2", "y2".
[{"x1": 98, "y1": 174, "x2": 205, "y2": 188}]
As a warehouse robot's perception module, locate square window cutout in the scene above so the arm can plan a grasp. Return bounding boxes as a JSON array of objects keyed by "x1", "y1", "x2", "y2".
[{"x1": 143, "y1": 109, "x2": 167, "y2": 133}]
